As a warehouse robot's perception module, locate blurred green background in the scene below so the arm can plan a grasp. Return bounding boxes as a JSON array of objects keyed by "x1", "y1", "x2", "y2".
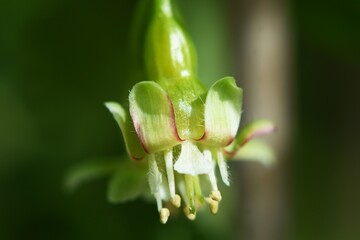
[{"x1": 0, "y1": 0, "x2": 359, "y2": 239}]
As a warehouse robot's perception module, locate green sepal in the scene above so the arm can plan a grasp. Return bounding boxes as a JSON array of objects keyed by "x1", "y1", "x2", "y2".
[
  {"x1": 105, "y1": 102, "x2": 146, "y2": 160},
  {"x1": 230, "y1": 139, "x2": 276, "y2": 167},
  {"x1": 199, "y1": 77, "x2": 242, "y2": 147},
  {"x1": 107, "y1": 160, "x2": 148, "y2": 203},
  {"x1": 166, "y1": 83, "x2": 206, "y2": 140},
  {"x1": 64, "y1": 158, "x2": 121, "y2": 192},
  {"x1": 224, "y1": 119, "x2": 275, "y2": 156},
  {"x1": 129, "y1": 81, "x2": 182, "y2": 153}
]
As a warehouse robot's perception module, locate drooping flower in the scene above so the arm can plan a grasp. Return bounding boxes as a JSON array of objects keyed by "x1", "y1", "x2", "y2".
[{"x1": 104, "y1": 0, "x2": 275, "y2": 224}]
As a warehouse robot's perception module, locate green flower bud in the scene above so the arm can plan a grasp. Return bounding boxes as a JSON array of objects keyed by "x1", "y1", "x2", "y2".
[{"x1": 145, "y1": 0, "x2": 197, "y2": 88}]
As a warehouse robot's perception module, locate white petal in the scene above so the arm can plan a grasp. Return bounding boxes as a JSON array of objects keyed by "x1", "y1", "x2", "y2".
[{"x1": 174, "y1": 141, "x2": 212, "y2": 175}]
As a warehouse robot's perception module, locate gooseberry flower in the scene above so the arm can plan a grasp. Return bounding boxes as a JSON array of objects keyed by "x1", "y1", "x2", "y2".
[{"x1": 105, "y1": 0, "x2": 275, "y2": 224}]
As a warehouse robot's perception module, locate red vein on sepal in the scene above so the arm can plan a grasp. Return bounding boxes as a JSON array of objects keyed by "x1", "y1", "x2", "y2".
[
  {"x1": 129, "y1": 109, "x2": 150, "y2": 154},
  {"x1": 240, "y1": 125, "x2": 275, "y2": 147},
  {"x1": 195, "y1": 131, "x2": 234, "y2": 147},
  {"x1": 225, "y1": 136, "x2": 235, "y2": 146},
  {"x1": 167, "y1": 96, "x2": 183, "y2": 142},
  {"x1": 134, "y1": 123, "x2": 149, "y2": 153},
  {"x1": 197, "y1": 130, "x2": 208, "y2": 141},
  {"x1": 223, "y1": 149, "x2": 233, "y2": 158},
  {"x1": 223, "y1": 125, "x2": 276, "y2": 158}
]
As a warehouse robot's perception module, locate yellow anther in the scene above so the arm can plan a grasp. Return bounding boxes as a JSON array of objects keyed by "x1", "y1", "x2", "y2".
[
  {"x1": 160, "y1": 208, "x2": 170, "y2": 224},
  {"x1": 171, "y1": 194, "x2": 181, "y2": 208},
  {"x1": 205, "y1": 197, "x2": 219, "y2": 215},
  {"x1": 210, "y1": 190, "x2": 222, "y2": 202}
]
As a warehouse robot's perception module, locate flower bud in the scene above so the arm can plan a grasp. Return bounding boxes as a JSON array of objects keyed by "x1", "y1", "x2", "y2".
[{"x1": 145, "y1": 0, "x2": 197, "y2": 88}]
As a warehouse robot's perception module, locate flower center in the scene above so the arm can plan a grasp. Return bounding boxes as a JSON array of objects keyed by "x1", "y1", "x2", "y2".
[{"x1": 147, "y1": 140, "x2": 228, "y2": 223}]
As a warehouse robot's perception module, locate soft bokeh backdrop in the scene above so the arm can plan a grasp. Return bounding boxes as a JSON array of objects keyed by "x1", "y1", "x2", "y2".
[{"x1": 1, "y1": 0, "x2": 359, "y2": 239}]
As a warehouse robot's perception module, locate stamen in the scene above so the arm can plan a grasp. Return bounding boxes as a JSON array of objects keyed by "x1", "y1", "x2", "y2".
[
  {"x1": 205, "y1": 197, "x2": 219, "y2": 214},
  {"x1": 148, "y1": 154, "x2": 163, "y2": 211},
  {"x1": 217, "y1": 151, "x2": 230, "y2": 186},
  {"x1": 164, "y1": 149, "x2": 181, "y2": 207},
  {"x1": 154, "y1": 192, "x2": 163, "y2": 212},
  {"x1": 159, "y1": 208, "x2": 170, "y2": 224},
  {"x1": 171, "y1": 194, "x2": 181, "y2": 208},
  {"x1": 210, "y1": 190, "x2": 222, "y2": 202},
  {"x1": 176, "y1": 174, "x2": 189, "y2": 206},
  {"x1": 204, "y1": 150, "x2": 219, "y2": 191}
]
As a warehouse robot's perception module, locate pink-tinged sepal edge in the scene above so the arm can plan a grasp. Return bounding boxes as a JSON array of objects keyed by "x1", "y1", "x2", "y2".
[{"x1": 224, "y1": 120, "x2": 276, "y2": 158}]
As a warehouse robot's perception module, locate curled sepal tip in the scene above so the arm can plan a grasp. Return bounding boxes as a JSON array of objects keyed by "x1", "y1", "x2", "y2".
[
  {"x1": 199, "y1": 77, "x2": 243, "y2": 147},
  {"x1": 224, "y1": 119, "x2": 275, "y2": 157},
  {"x1": 105, "y1": 102, "x2": 146, "y2": 160},
  {"x1": 231, "y1": 139, "x2": 276, "y2": 167},
  {"x1": 129, "y1": 81, "x2": 182, "y2": 153}
]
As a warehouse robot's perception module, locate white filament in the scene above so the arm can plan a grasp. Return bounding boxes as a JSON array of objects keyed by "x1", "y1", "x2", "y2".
[
  {"x1": 148, "y1": 154, "x2": 163, "y2": 211},
  {"x1": 164, "y1": 149, "x2": 175, "y2": 198},
  {"x1": 203, "y1": 149, "x2": 218, "y2": 191}
]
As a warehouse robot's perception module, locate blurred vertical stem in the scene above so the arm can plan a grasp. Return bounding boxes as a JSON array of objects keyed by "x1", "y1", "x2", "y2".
[{"x1": 231, "y1": 0, "x2": 292, "y2": 240}]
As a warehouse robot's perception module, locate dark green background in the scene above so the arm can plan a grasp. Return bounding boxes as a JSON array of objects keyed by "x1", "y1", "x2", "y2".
[{"x1": 1, "y1": 0, "x2": 359, "y2": 239}]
